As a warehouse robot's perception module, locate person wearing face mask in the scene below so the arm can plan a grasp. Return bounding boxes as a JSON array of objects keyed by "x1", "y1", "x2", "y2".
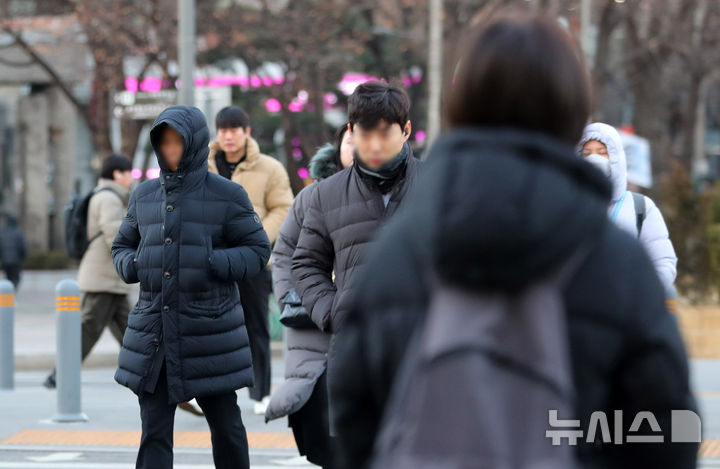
[{"x1": 580, "y1": 122, "x2": 677, "y2": 292}]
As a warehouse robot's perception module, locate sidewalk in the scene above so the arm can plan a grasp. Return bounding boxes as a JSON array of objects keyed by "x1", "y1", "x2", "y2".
[
  {"x1": 11, "y1": 270, "x2": 282, "y2": 371},
  {"x1": 0, "y1": 362, "x2": 309, "y2": 467},
  {"x1": 1, "y1": 360, "x2": 720, "y2": 467},
  {"x1": 12, "y1": 270, "x2": 122, "y2": 371},
  {"x1": 5, "y1": 270, "x2": 720, "y2": 466}
]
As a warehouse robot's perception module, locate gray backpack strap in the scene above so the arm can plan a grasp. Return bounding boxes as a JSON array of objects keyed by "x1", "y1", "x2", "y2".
[{"x1": 631, "y1": 192, "x2": 646, "y2": 238}]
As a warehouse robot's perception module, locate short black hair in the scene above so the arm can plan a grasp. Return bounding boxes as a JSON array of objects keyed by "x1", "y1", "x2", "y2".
[
  {"x1": 215, "y1": 106, "x2": 250, "y2": 130},
  {"x1": 348, "y1": 81, "x2": 410, "y2": 131},
  {"x1": 101, "y1": 154, "x2": 132, "y2": 180},
  {"x1": 447, "y1": 15, "x2": 590, "y2": 145}
]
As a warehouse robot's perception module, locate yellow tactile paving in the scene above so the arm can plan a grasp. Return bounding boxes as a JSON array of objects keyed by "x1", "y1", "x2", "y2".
[
  {"x1": 0, "y1": 430, "x2": 297, "y2": 450},
  {"x1": 700, "y1": 439, "x2": 720, "y2": 458},
  {"x1": 676, "y1": 305, "x2": 720, "y2": 358},
  {"x1": 2, "y1": 430, "x2": 719, "y2": 457}
]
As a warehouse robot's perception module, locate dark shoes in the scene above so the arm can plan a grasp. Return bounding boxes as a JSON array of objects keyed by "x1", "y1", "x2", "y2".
[{"x1": 43, "y1": 373, "x2": 56, "y2": 389}]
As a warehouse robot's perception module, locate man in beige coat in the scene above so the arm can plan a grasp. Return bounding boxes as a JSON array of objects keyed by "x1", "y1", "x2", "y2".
[
  {"x1": 45, "y1": 155, "x2": 134, "y2": 389},
  {"x1": 209, "y1": 106, "x2": 293, "y2": 414}
]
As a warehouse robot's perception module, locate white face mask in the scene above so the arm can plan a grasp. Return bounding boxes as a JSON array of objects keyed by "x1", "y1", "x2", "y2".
[{"x1": 584, "y1": 153, "x2": 611, "y2": 178}]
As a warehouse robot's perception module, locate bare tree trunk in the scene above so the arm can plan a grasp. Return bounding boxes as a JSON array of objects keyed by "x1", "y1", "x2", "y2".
[
  {"x1": 312, "y1": 65, "x2": 328, "y2": 146},
  {"x1": 631, "y1": 75, "x2": 671, "y2": 184},
  {"x1": 121, "y1": 119, "x2": 144, "y2": 159},
  {"x1": 687, "y1": 74, "x2": 711, "y2": 178},
  {"x1": 89, "y1": 76, "x2": 114, "y2": 159},
  {"x1": 280, "y1": 106, "x2": 304, "y2": 194},
  {"x1": 592, "y1": 0, "x2": 621, "y2": 120}
]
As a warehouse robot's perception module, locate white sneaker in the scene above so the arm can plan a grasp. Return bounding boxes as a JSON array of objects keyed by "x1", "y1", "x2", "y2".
[
  {"x1": 253, "y1": 396, "x2": 270, "y2": 415},
  {"x1": 178, "y1": 399, "x2": 204, "y2": 417}
]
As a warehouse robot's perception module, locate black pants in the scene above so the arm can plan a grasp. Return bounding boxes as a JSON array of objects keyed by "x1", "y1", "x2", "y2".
[
  {"x1": 237, "y1": 269, "x2": 271, "y2": 401},
  {"x1": 289, "y1": 371, "x2": 335, "y2": 468},
  {"x1": 137, "y1": 362, "x2": 249, "y2": 469}
]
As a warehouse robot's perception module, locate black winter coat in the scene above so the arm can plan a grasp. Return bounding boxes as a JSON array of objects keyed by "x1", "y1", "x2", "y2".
[
  {"x1": 291, "y1": 148, "x2": 420, "y2": 334},
  {"x1": 0, "y1": 220, "x2": 26, "y2": 266},
  {"x1": 112, "y1": 105, "x2": 271, "y2": 403},
  {"x1": 330, "y1": 129, "x2": 698, "y2": 469}
]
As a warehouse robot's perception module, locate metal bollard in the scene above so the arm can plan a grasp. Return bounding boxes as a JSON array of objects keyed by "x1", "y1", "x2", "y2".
[
  {"x1": 666, "y1": 284, "x2": 679, "y2": 315},
  {"x1": 52, "y1": 279, "x2": 88, "y2": 422},
  {"x1": 0, "y1": 280, "x2": 14, "y2": 390}
]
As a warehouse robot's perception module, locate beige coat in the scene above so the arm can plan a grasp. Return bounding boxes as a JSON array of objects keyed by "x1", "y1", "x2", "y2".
[
  {"x1": 208, "y1": 137, "x2": 293, "y2": 244},
  {"x1": 77, "y1": 180, "x2": 131, "y2": 294}
]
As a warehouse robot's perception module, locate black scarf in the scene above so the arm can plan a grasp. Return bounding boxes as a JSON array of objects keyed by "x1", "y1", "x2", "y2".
[
  {"x1": 215, "y1": 147, "x2": 247, "y2": 180},
  {"x1": 355, "y1": 143, "x2": 410, "y2": 194}
]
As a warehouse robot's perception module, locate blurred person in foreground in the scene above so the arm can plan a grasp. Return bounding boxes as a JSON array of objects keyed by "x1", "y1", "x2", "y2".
[
  {"x1": 265, "y1": 126, "x2": 354, "y2": 468},
  {"x1": 329, "y1": 15, "x2": 698, "y2": 469},
  {"x1": 580, "y1": 122, "x2": 677, "y2": 293}
]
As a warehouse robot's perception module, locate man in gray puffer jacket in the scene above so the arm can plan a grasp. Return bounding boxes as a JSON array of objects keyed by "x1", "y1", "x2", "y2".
[
  {"x1": 291, "y1": 82, "x2": 420, "y2": 337},
  {"x1": 266, "y1": 126, "x2": 354, "y2": 468}
]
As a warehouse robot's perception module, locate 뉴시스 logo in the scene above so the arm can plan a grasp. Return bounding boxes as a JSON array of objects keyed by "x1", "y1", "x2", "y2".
[{"x1": 546, "y1": 409, "x2": 702, "y2": 445}]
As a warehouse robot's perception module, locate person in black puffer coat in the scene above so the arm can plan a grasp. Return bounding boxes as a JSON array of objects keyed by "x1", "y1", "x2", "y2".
[
  {"x1": 0, "y1": 215, "x2": 27, "y2": 288},
  {"x1": 112, "y1": 105, "x2": 271, "y2": 469},
  {"x1": 330, "y1": 17, "x2": 698, "y2": 469},
  {"x1": 266, "y1": 125, "x2": 354, "y2": 469}
]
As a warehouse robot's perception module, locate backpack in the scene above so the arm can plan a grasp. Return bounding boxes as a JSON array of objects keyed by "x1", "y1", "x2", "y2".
[
  {"x1": 631, "y1": 192, "x2": 646, "y2": 238},
  {"x1": 371, "y1": 249, "x2": 591, "y2": 469},
  {"x1": 64, "y1": 187, "x2": 121, "y2": 260}
]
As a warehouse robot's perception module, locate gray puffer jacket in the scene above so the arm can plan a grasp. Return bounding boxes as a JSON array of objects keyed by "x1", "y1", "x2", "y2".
[
  {"x1": 292, "y1": 144, "x2": 420, "y2": 334},
  {"x1": 266, "y1": 144, "x2": 336, "y2": 422}
]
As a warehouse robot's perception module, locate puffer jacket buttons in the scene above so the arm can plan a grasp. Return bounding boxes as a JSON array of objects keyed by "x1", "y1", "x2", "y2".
[
  {"x1": 166, "y1": 205, "x2": 175, "y2": 212},
  {"x1": 163, "y1": 271, "x2": 171, "y2": 279}
]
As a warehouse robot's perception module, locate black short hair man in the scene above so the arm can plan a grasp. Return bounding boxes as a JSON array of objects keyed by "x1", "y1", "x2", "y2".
[
  {"x1": 290, "y1": 79, "x2": 421, "y2": 351},
  {"x1": 208, "y1": 105, "x2": 294, "y2": 414}
]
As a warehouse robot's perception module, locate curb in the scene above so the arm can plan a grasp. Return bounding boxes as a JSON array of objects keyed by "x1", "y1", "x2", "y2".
[{"x1": 14, "y1": 341, "x2": 285, "y2": 371}]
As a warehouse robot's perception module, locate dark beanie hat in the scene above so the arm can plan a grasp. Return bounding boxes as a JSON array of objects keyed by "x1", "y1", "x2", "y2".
[{"x1": 101, "y1": 154, "x2": 132, "y2": 180}]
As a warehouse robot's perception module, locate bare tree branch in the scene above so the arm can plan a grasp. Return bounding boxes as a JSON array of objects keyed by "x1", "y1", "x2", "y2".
[{"x1": 0, "y1": 22, "x2": 91, "y2": 126}]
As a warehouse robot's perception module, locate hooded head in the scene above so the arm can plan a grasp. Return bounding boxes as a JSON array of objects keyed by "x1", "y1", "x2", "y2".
[
  {"x1": 309, "y1": 125, "x2": 355, "y2": 181},
  {"x1": 150, "y1": 106, "x2": 210, "y2": 176},
  {"x1": 309, "y1": 144, "x2": 339, "y2": 181},
  {"x1": 417, "y1": 128, "x2": 612, "y2": 292},
  {"x1": 578, "y1": 123, "x2": 627, "y2": 202}
]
